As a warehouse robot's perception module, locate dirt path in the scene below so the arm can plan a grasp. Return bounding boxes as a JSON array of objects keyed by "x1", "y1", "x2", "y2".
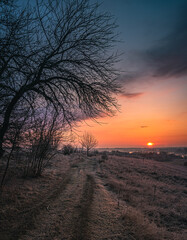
[
  {"x1": 71, "y1": 174, "x2": 95, "y2": 240},
  {"x1": 7, "y1": 158, "x2": 129, "y2": 240}
]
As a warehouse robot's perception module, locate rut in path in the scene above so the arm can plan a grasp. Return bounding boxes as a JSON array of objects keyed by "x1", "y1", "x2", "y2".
[
  {"x1": 7, "y1": 169, "x2": 72, "y2": 240},
  {"x1": 72, "y1": 174, "x2": 96, "y2": 240},
  {"x1": 2, "y1": 158, "x2": 130, "y2": 240},
  {"x1": 16, "y1": 162, "x2": 96, "y2": 240}
]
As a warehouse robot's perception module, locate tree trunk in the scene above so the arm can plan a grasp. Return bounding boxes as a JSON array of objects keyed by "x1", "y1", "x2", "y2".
[
  {"x1": 87, "y1": 148, "x2": 89, "y2": 156},
  {"x1": 0, "y1": 91, "x2": 23, "y2": 158}
]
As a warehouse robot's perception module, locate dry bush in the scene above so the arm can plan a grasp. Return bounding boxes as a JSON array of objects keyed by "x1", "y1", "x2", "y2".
[
  {"x1": 22, "y1": 112, "x2": 61, "y2": 178},
  {"x1": 62, "y1": 144, "x2": 75, "y2": 155},
  {"x1": 101, "y1": 152, "x2": 108, "y2": 161}
]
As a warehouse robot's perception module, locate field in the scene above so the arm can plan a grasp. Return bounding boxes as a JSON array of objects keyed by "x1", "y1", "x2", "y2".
[{"x1": 0, "y1": 152, "x2": 186, "y2": 239}]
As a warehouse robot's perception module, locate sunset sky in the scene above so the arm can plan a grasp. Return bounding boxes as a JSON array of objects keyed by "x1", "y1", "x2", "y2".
[{"x1": 78, "y1": 0, "x2": 187, "y2": 148}]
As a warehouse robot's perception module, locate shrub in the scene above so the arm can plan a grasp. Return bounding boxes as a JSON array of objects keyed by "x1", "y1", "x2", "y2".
[
  {"x1": 63, "y1": 144, "x2": 74, "y2": 155},
  {"x1": 23, "y1": 137, "x2": 58, "y2": 178},
  {"x1": 101, "y1": 152, "x2": 108, "y2": 160}
]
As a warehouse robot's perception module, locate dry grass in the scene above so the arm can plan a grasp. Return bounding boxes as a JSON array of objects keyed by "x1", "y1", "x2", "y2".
[
  {"x1": 0, "y1": 153, "x2": 80, "y2": 239},
  {"x1": 98, "y1": 155, "x2": 187, "y2": 240},
  {"x1": 121, "y1": 206, "x2": 165, "y2": 240},
  {"x1": 0, "y1": 152, "x2": 186, "y2": 239}
]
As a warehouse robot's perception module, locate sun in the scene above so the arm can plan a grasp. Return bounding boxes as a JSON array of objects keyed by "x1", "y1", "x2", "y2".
[{"x1": 147, "y1": 142, "x2": 154, "y2": 146}]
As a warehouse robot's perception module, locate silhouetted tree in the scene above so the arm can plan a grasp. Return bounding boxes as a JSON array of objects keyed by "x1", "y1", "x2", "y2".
[
  {"x1": 80, "y1": 132, "x2": 98, "y2": 156},
  {"x1": 0, "y1": 0, "x2": 119, "y2": 158}
]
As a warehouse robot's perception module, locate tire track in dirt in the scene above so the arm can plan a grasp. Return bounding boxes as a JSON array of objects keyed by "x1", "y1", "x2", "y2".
[
  {"x1": 18, "y1": 159, "x2": 96, "y2": 240},
  {"x1": 7, "y1": 168, "x2": 73, "y2": 240},
  {"x1": 3, "y1": 157, "x2": 132, "y2": 240},
  {"x1": 18, "y1": 162, "x2": 89, "y2": 240},
  {"x1": 71, "y1": 158, "x2": 128, "y2": 240},
  {"x1": 71, "y1": 174, "x2": 96, "y2": 240}
]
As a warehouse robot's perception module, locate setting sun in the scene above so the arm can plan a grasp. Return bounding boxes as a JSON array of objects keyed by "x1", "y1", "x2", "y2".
[{"x1": 147, "y1": 142, "x2": 154, "y2": 146}]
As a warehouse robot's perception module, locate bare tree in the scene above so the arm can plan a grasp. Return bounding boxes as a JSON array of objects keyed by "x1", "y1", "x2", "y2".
[
  {"x1": 0, "y1": 0, "x2": 34, "y2": 157},
  {"x1": 80, "y1": 132, "x2": 98, "y2": 156},
  {"x1": 0, "y1": 0, "x2": 120, "y2": 158}
]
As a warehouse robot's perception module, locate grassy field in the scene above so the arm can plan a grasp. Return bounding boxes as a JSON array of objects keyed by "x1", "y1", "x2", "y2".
[
  {"x1": 0, "y1": 152, "x2": 186, "y2": 239},
  {"x1": 98, "y1": 154, "x2": 187, "y2": 239}
]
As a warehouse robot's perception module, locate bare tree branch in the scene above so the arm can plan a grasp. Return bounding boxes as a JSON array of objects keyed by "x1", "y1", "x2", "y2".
[{"x1": 0, "y1": 0, "x2": 120, "y2": 158}]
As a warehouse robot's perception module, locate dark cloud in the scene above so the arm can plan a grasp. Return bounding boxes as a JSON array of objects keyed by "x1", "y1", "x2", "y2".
[
  {"x1": 117, "y1": 72, "x2": 142, "y2": 85},
  {"x1": 143, "y1": 5, "x2": 187, "y2": 78},
  {"x1": 120, "y1": 92, "x2": 144, "y2": 98},
  {"x1": 116, "y1": 2, "x2": 187, "y2": 89},
  {"x1": 119, "y1": 3, "x2": 187, "y2": 84},
  {"x1": 140, "y1": 126, "x2": 148, "y2": 128}
]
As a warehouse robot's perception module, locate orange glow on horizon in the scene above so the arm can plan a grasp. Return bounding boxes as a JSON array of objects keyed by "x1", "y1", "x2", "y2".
[
  {"x1": 147, "y1": 142, "x2": 154, "y2": 146},
  {"x1": 77, "y1": 79, "x2": 187, "y2": 148}
]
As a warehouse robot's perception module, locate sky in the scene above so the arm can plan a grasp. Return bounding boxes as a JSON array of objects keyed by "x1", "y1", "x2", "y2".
[
  {"x1": 17, "y1": 0, "x2": 187, "y2": 148},
  {"x1": 78, "y1": 0, "x2": 187, "y2": 148}
]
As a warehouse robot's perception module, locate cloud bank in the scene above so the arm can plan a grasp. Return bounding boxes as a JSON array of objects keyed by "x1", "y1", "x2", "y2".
[
  {"x1": 120, "y1": 92, "x2": 144, "y2": 98},
  {"x1": 144, "y1": 8, "x2": 187, "y2": 78},
  {"x1": 119, "y1": 4, "x2": 187, "y2": 88}
]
